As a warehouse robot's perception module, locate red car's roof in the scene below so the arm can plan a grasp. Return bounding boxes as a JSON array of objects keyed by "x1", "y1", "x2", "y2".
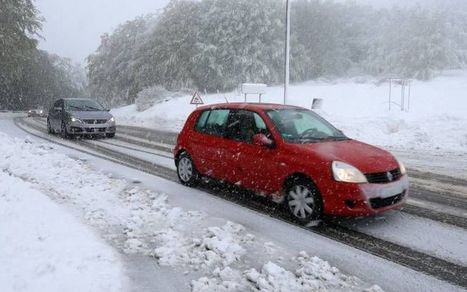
[{"x1": 196, "y1": 102, "x2": 303, "y2": 112}]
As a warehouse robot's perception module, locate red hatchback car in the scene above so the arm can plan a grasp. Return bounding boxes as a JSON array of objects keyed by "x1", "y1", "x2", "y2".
[{"x1": 174, "y1": 103, "x2": 409, "y2": 222}]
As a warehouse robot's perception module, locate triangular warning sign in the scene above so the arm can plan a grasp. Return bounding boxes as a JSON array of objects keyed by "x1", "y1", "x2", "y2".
[{"x1": 190, "y1": 92, "x2": 204, "y2": 105}]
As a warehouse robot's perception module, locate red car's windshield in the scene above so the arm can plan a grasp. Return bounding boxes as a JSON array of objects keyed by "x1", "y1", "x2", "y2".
[{"x1": 266, "y1": 109, "x2": 347, "y2": 143}]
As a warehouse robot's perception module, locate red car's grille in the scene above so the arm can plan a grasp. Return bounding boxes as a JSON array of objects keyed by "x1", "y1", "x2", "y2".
[
  {"x1": 370, "y1": 191, "x2": 405, "y2": 209},
  {"x1": 365, "y1": 168, "x2": 402, "y2": 184}
]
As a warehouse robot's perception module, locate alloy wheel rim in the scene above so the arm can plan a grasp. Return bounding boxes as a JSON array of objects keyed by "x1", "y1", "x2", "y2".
[
  {"x1": 178, "y1": 157, "x2": 193, "y2": 182},
  {"x1": 288, "y1": 185, "x2": 315, "y2": 219}
]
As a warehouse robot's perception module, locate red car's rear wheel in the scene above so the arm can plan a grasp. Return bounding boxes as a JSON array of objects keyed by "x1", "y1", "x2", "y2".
[{"x1": 176, "y1": 152, "x2": 200, "y2": 186}]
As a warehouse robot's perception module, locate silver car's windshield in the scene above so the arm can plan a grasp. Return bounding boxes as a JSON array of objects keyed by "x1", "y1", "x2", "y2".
[
  {"x1": 65, "y1": 99, "x2": 104, "y2": 112},
  {"x1": 267, "y1": 109, "x2": 348, "y2": 143}
]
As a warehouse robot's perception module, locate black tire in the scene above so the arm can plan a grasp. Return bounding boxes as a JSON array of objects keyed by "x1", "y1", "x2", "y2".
[
  {"x1": 47, "y1": 119, "x2": 54, "y2": 134},
  {"x1": 61, "y1": 121, "x2": 72, "y2": 139},
  {"x1": 106, "y1": 133, "x2": 115, "y2": 138},
  {"x1": 285, "y1": 177, "x2": 323, "y2": 224},
  {"x1": 176, "y1": 152, "x2": 200, "y2": 186}
]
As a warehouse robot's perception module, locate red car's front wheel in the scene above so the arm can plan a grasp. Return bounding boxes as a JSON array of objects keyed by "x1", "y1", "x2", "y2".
[{"x1": 286, "y1": 178, "x2": 323, "y2": 223}]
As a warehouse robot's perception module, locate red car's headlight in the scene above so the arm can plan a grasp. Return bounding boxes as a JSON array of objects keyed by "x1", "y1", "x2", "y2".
[{"x1": 332, "y1": 161, "x2": 367, "y2": 183}]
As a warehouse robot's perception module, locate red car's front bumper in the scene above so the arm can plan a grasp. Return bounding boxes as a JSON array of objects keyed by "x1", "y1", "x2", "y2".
[{"x1": 322, "y1": 175, "x2": 409, "y2": 217}]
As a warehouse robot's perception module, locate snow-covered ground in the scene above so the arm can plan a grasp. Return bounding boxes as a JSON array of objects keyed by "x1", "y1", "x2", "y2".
[
  {"x1": 0, "y1": 130, "x2": 381, "y2": 291},
  {"x1": 2, "y1": 116, "x2": 463, "y2": 291},
  {"x1": 112, "y1": 70, "x2": 467, "y2": 154},
  {"x1": 0, "y1": 161, "x2": 125, "y2": 292}
]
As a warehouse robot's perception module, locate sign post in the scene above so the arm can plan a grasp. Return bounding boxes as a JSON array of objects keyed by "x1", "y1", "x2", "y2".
[
  {"x1": 284, "y1": 0, "x2": 291, "y2": 105},
  {"x1": 388, "y1": 79, "x2": 411, "y2": 112},
  {"x1": 190, "y1": 92, "x2": 204, "y2": 107},
  {"x1": 241, "y1": 83, "x2": 267, "y2": 103}
]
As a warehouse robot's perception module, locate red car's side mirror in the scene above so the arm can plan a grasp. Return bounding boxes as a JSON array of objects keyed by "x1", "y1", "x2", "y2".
[{"x1": 252, "y1": 133, "x2": 274, "y2": 148}]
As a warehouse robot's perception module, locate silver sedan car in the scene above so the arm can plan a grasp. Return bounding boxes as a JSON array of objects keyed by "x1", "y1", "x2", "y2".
[{"x1": 47, "y1": 98, "x2": 116, "y2": 138}]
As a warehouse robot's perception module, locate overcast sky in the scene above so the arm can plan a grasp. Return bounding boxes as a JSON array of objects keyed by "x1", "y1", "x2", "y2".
[
  {"x1": 36, "y1": 0, "x2": 169, "y2": 64},
  {"x1": 35, "y1": 0, "x2": 420, "y2": 65}
]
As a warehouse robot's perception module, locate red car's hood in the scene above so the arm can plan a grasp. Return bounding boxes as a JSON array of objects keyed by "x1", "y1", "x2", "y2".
[{"x1": 291, "y1": 139, "x2": 399, "y2": 174}]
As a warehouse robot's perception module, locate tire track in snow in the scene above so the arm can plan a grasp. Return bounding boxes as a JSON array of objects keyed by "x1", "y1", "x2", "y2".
[{"x1": 28, "y1": 117, "x2": 467, "y2": 227}]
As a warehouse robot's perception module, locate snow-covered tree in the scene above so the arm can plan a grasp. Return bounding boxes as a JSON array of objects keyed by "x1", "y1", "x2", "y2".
[
  {"x1": 86, "y1": 0, "x2": 467, "y2": 106},
  {"x1": 87, "y1": 14, "x2": 158, "y2": 105},
  {"x1": 0, "y1": 0, "x2": 86, "y2": 109},
  {"x1": 0, "y1": 0, "x2": 41, "y2": 108},
  {"x1": 137, "y1": 0, "x2": 201, "y2": 91},
  {"x1": 193, "y1": 0, "x2": 284, "y2": 92},
  {"x1": 366, "y1": 5, "x2": 466, "y2": 79}
]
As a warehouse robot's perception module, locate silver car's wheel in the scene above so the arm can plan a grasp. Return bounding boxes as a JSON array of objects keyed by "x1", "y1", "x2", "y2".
[
  {"x1": 176, "y1": 153, "x2": 199, "y2": 186},
  {"x1": 286, "y1": 179, "x2": 322, "y2": 223},
  {"x1": 47, "y1": 119, "x2": 53, "y2": 134},
  {"x1": 61, "y1": 121, "x2": 71, "y2": 139}
]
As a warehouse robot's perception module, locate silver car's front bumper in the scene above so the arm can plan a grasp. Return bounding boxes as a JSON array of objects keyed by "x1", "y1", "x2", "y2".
[{"x1": 67, "y1": 121, "x2": 116, "y2": 135}]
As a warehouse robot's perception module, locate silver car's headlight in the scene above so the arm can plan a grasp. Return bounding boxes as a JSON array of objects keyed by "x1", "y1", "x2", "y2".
[
  {"x1": 397, "y1": 158, "x2": 407, "y2": 175},
  {"x1": 71, "y1": 117, "x2": 83, "y2": 123},
  {"x1": 332, "y1": 161, "x2": 367, "y2": 183},
  {"x1": 108, "y1": 117, "x2": 115, "y2": 123}
]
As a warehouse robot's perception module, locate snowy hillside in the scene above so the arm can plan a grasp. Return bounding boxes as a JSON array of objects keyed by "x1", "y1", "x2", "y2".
[{"x1": 112, "y1": 70, "x2": 467, "y2": 153}]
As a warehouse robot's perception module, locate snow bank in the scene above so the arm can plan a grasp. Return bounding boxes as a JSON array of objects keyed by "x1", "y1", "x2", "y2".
[
  {"x1": 153, "y1": 221, "x2": 252, "y2": 269},
  {"x1": 0, "y1": 171, "x2": 124, "y2": 292},
  {"x1": 192, "y1": 251, "x2": 385, "y2": 292},
  {"x1": 0, "y1": 112, "x2": 26, "y2": 119},
  {"x1": 0, "y1": 131, "x2": 382, "y2": 291},
  {"x1": 112, "y1": 70, "x2": 467, "y2": 153}
]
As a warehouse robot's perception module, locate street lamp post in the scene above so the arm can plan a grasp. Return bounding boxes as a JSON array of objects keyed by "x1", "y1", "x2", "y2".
[{"x1": 284, "y1": 0, "x2": 290, "y2": 105}]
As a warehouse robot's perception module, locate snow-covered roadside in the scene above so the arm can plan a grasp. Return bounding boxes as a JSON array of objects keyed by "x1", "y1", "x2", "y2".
[
  {"x1": 112, "y1": 70, "x2": 467, "y2": 154},
  {"x1": 0, "y1": 131, "x2": 384, "y2": 291},
  {"x1": 0, "y1": 171, "x2": 124, "y2": 292}
]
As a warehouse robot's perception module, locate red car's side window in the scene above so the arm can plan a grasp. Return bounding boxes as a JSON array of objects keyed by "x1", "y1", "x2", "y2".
[
  {"x1": 225, "y1": 110, "x2": 272, "y2": 143},
  {"x1": 194, "y1": 110, "x2": 210, "y2": 132},
  {"x1": 194, "y1": 109, "x2": 229, "y2": 137}
]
